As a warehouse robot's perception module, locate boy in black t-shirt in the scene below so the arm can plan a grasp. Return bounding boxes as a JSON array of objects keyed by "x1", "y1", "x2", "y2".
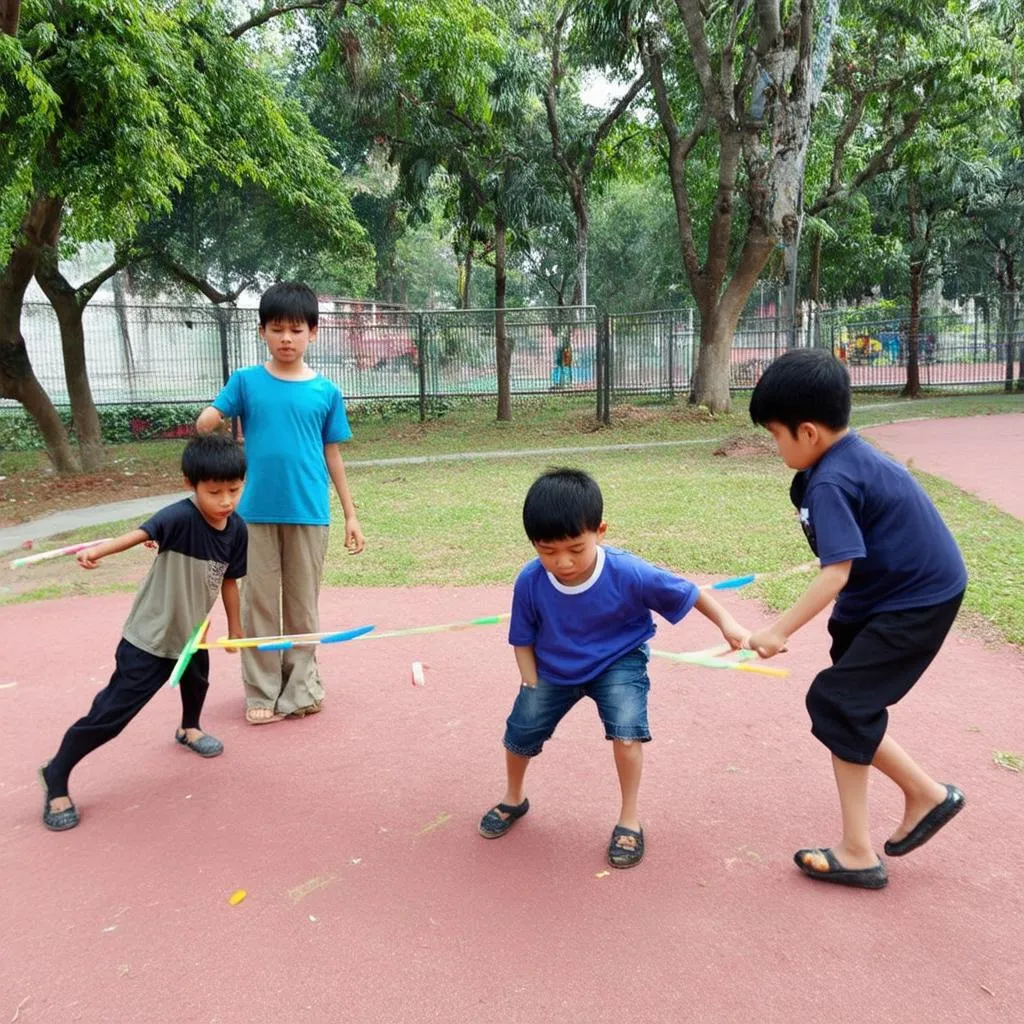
[
  {"x1": 748, "y1": 350, "x2": 967, "y2": 890},
  {"x1": 38, "y1": 434, "x2": 248, "y2": 832}
]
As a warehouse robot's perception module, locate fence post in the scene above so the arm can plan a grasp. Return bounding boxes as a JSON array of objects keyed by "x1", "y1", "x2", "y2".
[
  {"x1": 666, "y1": 313, "x2": 675, "y2": 400},
  {"x1": 217, "y1": 308, "x2": 231, "y2": 387},
  {"x1": 417, "y1": 312, "x2": 427, "y2": 422}
]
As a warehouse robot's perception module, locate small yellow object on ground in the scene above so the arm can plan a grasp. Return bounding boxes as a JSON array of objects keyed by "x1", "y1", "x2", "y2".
[{"x1": 228, "y1": 889, "x2": 247, "y2": 905}]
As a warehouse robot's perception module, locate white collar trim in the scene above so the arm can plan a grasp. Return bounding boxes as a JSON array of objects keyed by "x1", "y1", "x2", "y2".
[{"x1": 546, "y1": 545, "x2": 606, "y2": 595}]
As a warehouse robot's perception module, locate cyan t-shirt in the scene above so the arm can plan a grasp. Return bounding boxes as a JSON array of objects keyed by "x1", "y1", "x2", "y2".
[
  {"x1": 508, "y1": 545, "x2": 700, "y2": 685},
  {"x1": 791, "y1": 431, "x2": 967, "y2": 622},
  {"x1": 213, "y1": 365, "x2": 352, "y2": 525}
]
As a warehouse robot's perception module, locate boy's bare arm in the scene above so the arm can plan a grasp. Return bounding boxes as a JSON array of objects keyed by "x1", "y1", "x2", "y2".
[
  {"x1": 693, "y1": 591, "x2": 750, "y2": 649},
  {"x1": 747, "y1": 560, "x2": 852, "y2": 658},
  {"x1": 514, "y1": 645, "x2": 538, "y2": 687},
  {"x1": 196, "y1": 406, "x2": 225, "y2": 433},
  {"x1": 324, "y1": 443, "x2": 365, "y2": 554},
  {"x1": 220, "y1": 577, "x2": 244, "y2": 644},
  {"x1": 77, "y1": 529, "x2": 151, "y2": 569}
]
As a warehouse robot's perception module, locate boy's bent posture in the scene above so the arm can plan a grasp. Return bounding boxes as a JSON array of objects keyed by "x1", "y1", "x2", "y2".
[
  {"x1": 748, "y1": 349, "x2": 967, "y2": 889},
  {"x1": 480, "y1": 468, "x2": 750, "y2": 868},
  {"x1": 197, "y1": 282, "x2": 364, "y2": 723},
  {"x1": 39, "y1": 433, "x2": 247, "y2": 831}
]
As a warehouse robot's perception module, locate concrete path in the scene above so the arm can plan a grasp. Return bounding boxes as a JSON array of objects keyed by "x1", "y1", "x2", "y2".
[{"x1": 862, "y1": 413, "x2": 1024, "y2": 519}]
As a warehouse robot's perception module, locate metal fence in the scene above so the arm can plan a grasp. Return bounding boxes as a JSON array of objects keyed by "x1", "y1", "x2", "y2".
[
  {"x1": 10, "y1": 302, "x2": 598, "y2": 417},
  {"x1": 602, "y1": 305, "x2": 1024, "y2": 407},
  {"x1": 7, "y1": 299, "x2": 1022, "y2": 428}
]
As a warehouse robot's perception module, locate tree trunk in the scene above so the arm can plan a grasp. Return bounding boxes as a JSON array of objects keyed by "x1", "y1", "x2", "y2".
[
  {"x1": 572, "y1": 201, "x2": 588, "y2": 308},
  {"x1": 35, "y1": 251, "x2": 105, "y2": 471},
  {"x1": 689, "y1": 303, "x2": 741, "y2": 413},
  {"x1": 460, "y1": 245, "x2": 473, "y2": 310},
  {"x1": 112, "y1": 269, "x2": 136, "y2": 378},
  {"x1": 809, "y1": 232, "x2": 823, "y2": 304},
  {"x1": 0, "y1": 201, "x2": 79, "y2": 472},
  {"x1": 494, "y1": 215, "x2": 511, "y2": 422},
  {"x1": 903, "y1": 263, "x2": 922, "y2": 398},
  {"x1": 1, "y1": 0, "x2": 22, "y2": 36}
]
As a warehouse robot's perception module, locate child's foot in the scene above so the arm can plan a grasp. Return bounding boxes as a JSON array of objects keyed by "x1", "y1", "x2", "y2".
[
  {"x1": 175, "y1": 729, "x2": 224, "y2": 758},
  {"x1": 884, "y1": 784, "x2": 965, "y2": 857},
  {"x1": 288, "y1": 701, "x2": 323, "y2": 718},
  {"x1": 478, "y1": 798, "x2": 529, "y2": 838},
  {"x1": 608, "y1": 824, "x2": 645, "y2": 868},
  {"x1": 245, "y1": 707, "x2": 285, "y2": 725},
  {"x1": 37, "y1": 763, "x2": 79, "y2": 832},
  {"x1": 794, "y1": 847, "x2": 888, "y2": 889}
]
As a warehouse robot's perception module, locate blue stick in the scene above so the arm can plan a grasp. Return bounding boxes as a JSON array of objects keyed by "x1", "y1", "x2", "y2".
[
  {"x1": 710, "y1": 574, "x2": 756, "y2": 590},
  {"x1": 320, "y1": 625, "x2": 376, "y2": 644}
]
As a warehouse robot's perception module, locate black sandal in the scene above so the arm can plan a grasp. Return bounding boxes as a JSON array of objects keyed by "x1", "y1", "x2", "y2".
[
  {"x1": 479, "y1": 798, "x2": 530, "y2": 838},
  {"x1": 884, "y1": 785, "x2": 964, "y2": 857},
  {"x1": 37, "y1": 763, "x2": 80, "y2": 832},
  {"x1": 793, "y1": 847, "x2": 888, "y2": 889},
  {"x1": 608, "y1": 824, "x2": 644, "y2": 868}
]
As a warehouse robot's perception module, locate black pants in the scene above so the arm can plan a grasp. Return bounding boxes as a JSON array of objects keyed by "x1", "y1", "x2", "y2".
[
  {"x1": 45, "y1": 638, "x2": 210, "y2": 797},
  {"x1": 806, "y1": 591, "x2": 964, "y2": 765}
]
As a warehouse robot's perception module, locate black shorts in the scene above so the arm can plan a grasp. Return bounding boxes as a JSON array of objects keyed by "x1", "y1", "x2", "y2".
[{"x1": 805, "y1": 591, "x2": 964, "y2": 764}]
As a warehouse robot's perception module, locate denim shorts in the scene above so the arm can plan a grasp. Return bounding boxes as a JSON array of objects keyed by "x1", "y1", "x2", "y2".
[{"x1": 502, "y1": 645, "x2": 651, "y2": 757}]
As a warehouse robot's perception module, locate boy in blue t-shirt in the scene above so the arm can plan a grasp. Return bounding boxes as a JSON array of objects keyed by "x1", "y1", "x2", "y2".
[
  {"x1": 197, "y1": 283, "x2": 365, "y2": 724},
  {"x1": 479, "y1": 468, "x2": 750, "y2": 868},
  {"x1": 748, "y1": 349, "x2": 968, "y2": 890}
]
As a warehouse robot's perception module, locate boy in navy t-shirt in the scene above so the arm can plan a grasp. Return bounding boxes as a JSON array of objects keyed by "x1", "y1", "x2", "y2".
[
  {"x1": 748, "y1": 349, "x2": 967, "y2": 890},
  {"x1": 38, "y1": 433, "x2": 248, "y2": 832},
  {"x1": 479, "y1": 468, "x2": 750, "y2": 868}
]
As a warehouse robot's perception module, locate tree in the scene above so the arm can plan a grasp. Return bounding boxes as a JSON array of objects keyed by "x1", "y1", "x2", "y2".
[
  {"x1": 1, "y1": 1, "x2": 370, "y2": 471},
  {"x1": 541, "y1": 1, "x2": 649, "y2": 306},
  {"x1": 593, "y1": 0, "x2": 841, "y2": 411}
]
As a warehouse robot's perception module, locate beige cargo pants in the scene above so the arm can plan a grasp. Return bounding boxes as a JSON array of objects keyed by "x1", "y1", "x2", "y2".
[{"x1": 241, "y1": 523, "x2": 330, "y2": 716}]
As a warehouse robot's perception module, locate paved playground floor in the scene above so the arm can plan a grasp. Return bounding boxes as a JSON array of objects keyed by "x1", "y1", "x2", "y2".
[{"x1": 2, "y1": 413, "x2": 1023, "y2": 1023}]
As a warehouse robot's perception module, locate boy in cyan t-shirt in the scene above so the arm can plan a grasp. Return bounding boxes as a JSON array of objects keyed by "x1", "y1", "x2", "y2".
[
  {"x1": 197, "y1": 283, "x2": 365, "y2": 724},
  {"x1": 38, "y1": 433, "x2": 248, "y2": 832},
  {"x1": 479, "y1": 468, "x2": 750, "y2": 868},
  {"x1": 748, "y1": 349, "x2": 968, "y2": 890}
]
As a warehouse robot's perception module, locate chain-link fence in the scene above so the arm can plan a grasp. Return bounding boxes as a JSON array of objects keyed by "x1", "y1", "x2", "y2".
[
  {"x1": 8, "y1": 299, "x2": 1022, "y2": 429},
  {"x1": 9, "y1": 302, "x2": 598, "y2": 417},
  {"x1": 600, "y1": 303, "x2": 1023, "y2": 414}
]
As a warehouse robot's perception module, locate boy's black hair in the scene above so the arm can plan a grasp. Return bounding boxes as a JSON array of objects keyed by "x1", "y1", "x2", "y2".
[
  {"x1": 258, "y1": 281, "x2": 319, "y2": 328},
  {"x1": 181, "y1": 432, "x2": 247, "y2": 486},
  {"x1": 522, "y1": 468, "x2": 603, "y2": 542},
  {"x1": 748, "y1": 348, "x2": 851, "y2": 434}
]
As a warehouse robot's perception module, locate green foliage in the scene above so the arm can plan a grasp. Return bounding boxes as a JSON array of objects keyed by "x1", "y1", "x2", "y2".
[{"x1": 0, "y1": 403, "x2": 205, "y2": 450}]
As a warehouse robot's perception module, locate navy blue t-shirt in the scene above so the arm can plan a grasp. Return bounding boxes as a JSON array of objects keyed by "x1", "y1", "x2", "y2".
[
  {"x1": 508, "y1": 546, "x2": 700, "y2": 685},
  {"x1": 790, "y1": 432, "x2": 966, "y2": 622}
]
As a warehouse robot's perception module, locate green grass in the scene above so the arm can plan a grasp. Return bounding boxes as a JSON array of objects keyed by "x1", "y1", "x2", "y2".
[{"x1": 3, "y1": 391, "x2": 1023, "y2": 648}]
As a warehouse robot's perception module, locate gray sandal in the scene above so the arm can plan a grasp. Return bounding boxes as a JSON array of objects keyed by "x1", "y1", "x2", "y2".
[
  {"x1": 175, "y1": 731, "x2": 224, "y2": 757},
  {"x1": 38, "y1": 763, "x2": 80, "y2": 832},
  {"x1": 479, "y1": 798, "x2": 530, "y2": 838}
]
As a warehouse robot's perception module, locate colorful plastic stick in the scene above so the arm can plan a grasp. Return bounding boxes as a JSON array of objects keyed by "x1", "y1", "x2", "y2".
[
  {"x1": 650, "y1": 647, "x2": 790, "y2": 678},
  {"x1": 168, "y1": 617, "x2": 211, "y2": 689},
  {"x1": 9, "y1": 538, "x2": 112, "y2": 569},
  {"x1": 198, "y1": 624, "x2": 375, "y2": 651},
  {"x1": 705, "y1": 562, "x2": 819, "y2": 591},
  {"x1": 354, "y1": 614, "x2": 509, "y2": 641},
  {"x1": 708, "y1": 574, "x2": 756, "y2": 590}
]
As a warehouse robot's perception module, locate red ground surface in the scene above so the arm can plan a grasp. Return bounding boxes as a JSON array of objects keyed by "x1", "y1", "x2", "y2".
[
  {"x1": 3, "y1": 585, "x2": 1022, "y2": 1024},
  {"x1": 863, "y1": 412, "x2": 1024, "y2": 519}
]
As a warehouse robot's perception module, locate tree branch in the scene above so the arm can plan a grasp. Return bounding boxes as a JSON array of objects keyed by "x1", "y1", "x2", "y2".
[
  {"x1": 229, "y1": 1, "x2": 340, "y2": 40},
  {"x1": 154, "y1": 253, "x2": 250, "y2": 304}
]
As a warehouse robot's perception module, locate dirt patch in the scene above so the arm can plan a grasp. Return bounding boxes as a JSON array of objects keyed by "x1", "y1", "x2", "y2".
[
  {"x1": 712, "y1": 433, "x2": 776, "y2": 458},
  {"x1": 1, "y1": 543, "x2": 152, "y2": 601},
  {"x1": 0, "y1": 458, "x2": 182, "y2": 529}
]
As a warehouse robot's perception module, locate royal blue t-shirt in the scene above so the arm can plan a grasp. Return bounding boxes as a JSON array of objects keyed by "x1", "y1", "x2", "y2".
[
  {"x1": 508, "y1": 546, "x2": 700, "y2": 685},
  {"x1": 791, "y1": 432, "x2": 967, "y2": 621},
  {"x1": 213, "y1": 366, "x2": 352, "y2": 525}
]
